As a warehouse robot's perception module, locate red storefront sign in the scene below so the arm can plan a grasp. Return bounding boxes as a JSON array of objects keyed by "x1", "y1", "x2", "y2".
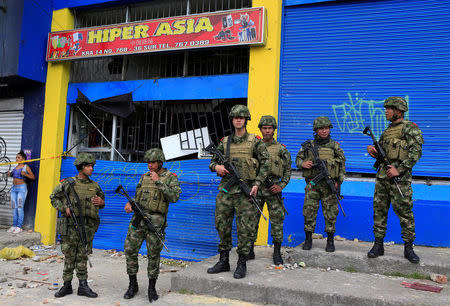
[{"x1": 46, "y1": 7, "x2": 266, "y2": 62}]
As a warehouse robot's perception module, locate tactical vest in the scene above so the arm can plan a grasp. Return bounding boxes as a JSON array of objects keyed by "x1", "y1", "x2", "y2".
[
  {"x1": 68, "y1": 178, "x2": 100, "y2": 220},
  {"x1": 137, "y1": 172, "x2": 171, "y2": 215},
  {"x1": 223, "y1": 134, "x2": 259, "y2": 181},
  {"x1": 380, "y1": 121, "x2": 408, "y2": 162},
  {"x1": 267, "y1": 142, "x2": 284, "y2": 178},
  {"x1": 302, "y1": 140, "x2": 340, "y2": 179}
]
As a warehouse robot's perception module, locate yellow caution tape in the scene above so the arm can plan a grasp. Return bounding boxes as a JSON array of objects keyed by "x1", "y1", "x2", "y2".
[{"x1": 0, "y1": 152, "x2": 71, "y2": 167}]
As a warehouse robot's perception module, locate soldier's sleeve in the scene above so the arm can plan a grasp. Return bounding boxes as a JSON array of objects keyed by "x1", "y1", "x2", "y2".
[
  {"x1": 253, "y1": 139, "x2": 270, "y2": 187},
  {"x1": 157, "y1": 173, "x2": 182, "y2": 203},
  {"x1": 209, "y1": 140, "x2": 225, "y2": 172},
  {"x1": 279, "y1": 146, "x2": 292, "y2": 189},
  {"x1": 49, "y1": 182, "x2": 67, "y2": 213},
  {"x1": 398, "y1": 123, "x2": 424, "y2": 175},
  {"x1": 94, "y1": 182, "x2": 106, "y2": 209},
  {"x1": 295, "y1": 147, "x2": 307, "y2": 169},
  {"x1": 335, "y1": 142, "x2": 346, "y2": 184}
]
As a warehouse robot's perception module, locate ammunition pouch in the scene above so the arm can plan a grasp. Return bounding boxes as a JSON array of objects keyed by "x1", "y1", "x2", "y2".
[{"x1": 56, "y1": 217, "x2": 68, "y2": 236}]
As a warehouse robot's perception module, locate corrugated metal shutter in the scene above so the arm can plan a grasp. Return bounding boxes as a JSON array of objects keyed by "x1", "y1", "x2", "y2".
[
  {"x1": 60, "y1": 157, "x2": 237, "y2": 261},
  {"x1": 0, "y1": 108, "x2": 24, "y2": 226},
  {"x1": 279, "y1": 0, "x2": 450, "y2": 177}
]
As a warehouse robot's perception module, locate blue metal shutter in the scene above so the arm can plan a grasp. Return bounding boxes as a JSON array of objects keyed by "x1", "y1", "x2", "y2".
[
  {"x1": 279, "y1": 0, "x2": 450, "y2": 177},
  {"x1": 60, "y1": 158, "x2": 237, "y2": 261}
]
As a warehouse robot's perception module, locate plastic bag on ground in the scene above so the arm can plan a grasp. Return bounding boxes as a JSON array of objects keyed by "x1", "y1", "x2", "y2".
[{"x1": 0, "y1": 246, "x2": 36, "y2": 260}]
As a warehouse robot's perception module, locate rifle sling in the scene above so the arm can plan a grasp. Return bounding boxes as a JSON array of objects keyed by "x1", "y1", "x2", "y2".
[{"x1": 65, "y1": 177, "x2": 88, "y2": 243}]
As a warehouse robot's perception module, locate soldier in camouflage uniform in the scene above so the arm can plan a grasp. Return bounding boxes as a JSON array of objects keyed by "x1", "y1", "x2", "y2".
[
  {"x1": 50, "y1": 153, "x2": 105, "y2": 298},
  {"x1": 207, "y1": 104, "x2": 270, "y2": 279},
  {"x1": 123, "y1": 148, "x2": 181, "y2": 302},
  {"x1": 249, "y1": 115, "x2": 291, "y2": 265},
  {"x1": 366, "y1": 97, "x2": 423, "y2": 263},
  {"x1": 296, "y1": 117, "x2": 346, "y2": 252}
]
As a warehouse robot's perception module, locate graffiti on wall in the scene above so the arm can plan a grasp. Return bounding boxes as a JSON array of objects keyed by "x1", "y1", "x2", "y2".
[
  {"x1": 0, "y1": 137, "x2": 11, "y2": 204},
  {"x1": 332, "y1": 93, "x2": 409, "y2": 138}
]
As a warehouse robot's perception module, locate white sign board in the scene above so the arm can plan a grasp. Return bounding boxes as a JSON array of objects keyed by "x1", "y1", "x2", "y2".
[{"x1": 160, "y1": 127, "x2": 211, "y2": 160}]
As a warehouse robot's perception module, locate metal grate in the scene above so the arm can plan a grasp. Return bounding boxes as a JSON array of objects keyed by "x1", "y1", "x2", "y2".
[{"x1": 70, "y1": 0, "x2": 251, "y2": 83}]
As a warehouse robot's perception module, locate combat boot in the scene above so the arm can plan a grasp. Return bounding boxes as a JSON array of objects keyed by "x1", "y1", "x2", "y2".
[
  {"x1": 404, "y1": 242, "x2": 420, "y2": 264},
  {"x1": 273, "y1": 242, "x2": 284, "y2": 265},
  {"x1": 325, "y1": 232, "x2": 335, "y2": 252},
  {"x1": 54, "y1": 281, "x2": 73, "y2": 298},
  {"x1": 233, "y1": 254, "x2": 247, "y2": 279},
  {"x1": 207, "y1": 251, "x2": 230, "y2": 274},
  {"x1": 123, "y1": 274, "x2": 139, "y2": 299},
  {"x1": 148, "y1": 278, "x2": 158, "y2": 303},
  {"x1": 247, "y1": 243, "x2": 255, "y2": 260},
  {"x1": 77, "y1": 279, "x2": 98, "y2": 298},
  {"x1": 367, "y1": 237, "x2": 384, "y2": 258},
  {"x1": 302, "y1": 231, "x2": 312, "y2": 250}
]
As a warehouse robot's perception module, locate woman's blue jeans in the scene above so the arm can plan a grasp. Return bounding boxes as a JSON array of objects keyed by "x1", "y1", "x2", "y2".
[{"x1": 11, "y1": 183, "x2": 27, "y2": 228}]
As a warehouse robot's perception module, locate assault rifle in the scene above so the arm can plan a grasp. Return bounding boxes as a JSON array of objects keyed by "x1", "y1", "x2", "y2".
[
  {"x1": 115, "y1": 185, "x2": 170, "y2": 252},
  {"x1": 264, "y1": 177, "x2": 288, "y2": 215},
  {"x1": 205, "y1": 143, "x2": 268, "y2": 221},
  {"x1": 363, "y1": 126, "x2": 404, "y2": 197},
  {"x1": 62, "y1": 183, "x2": 93, "y2": 267},
  {"x1": 302, "y1": 141, "x2": 346, "y2": 217}
]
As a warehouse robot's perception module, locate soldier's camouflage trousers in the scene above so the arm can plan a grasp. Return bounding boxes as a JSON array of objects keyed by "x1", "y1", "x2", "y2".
[
  {"x1": 303, "y1": 180, "x2": 339, "y2": 233},
  {"x1": 60, "y1": 223, "x2": 95, "y2": 282},
  {"x1": 373, "y1": 177, "x2": 415, "y2": 242},
  {"x1": 124, "y1": 213, "x2": 166, "y2": 279},
  {"x1": 215, "y1": 191, "x2": 259, "y2": 255},
  {"x1": 253, "y1": 193, "x2": 285, "y2": 243}
]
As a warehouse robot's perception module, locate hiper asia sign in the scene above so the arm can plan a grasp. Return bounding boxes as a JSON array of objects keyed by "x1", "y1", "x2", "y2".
[{"x1": 46, "y1": 7, "x2": 266, "y2": 61}]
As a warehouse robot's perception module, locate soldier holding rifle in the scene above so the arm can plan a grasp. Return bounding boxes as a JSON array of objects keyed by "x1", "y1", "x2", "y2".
[{"x1": 365, "y1": 97, "x2": 423, "y2": 263}]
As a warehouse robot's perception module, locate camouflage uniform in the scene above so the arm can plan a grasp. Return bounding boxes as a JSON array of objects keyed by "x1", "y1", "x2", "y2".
[
  {"x1": 296, "y1": 118, "x2": 346, "y2": 234},
  {"x1": 50, "y1": 168, "x2": 104, "y2": 282},
  {"x1": 372, "y1": 110, "x2": 423, "y2": 242},
  {"x1": 209, "y1": 132, "x2": 270, "y2": 255}
]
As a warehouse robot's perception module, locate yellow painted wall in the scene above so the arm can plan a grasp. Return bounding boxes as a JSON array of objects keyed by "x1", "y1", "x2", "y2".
[
  {"x1": 34, "y1": 9, "x2": 74, "y2": 245},
  {"x1": 248, "y1": 0, "x2": 283, "y2": 246}
]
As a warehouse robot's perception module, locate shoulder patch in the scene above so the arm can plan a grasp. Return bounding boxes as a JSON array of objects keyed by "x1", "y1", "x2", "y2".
[
  {"x1": 256, "y1": 135, "x2": 261, "y2": 140},
  {"x1": 282, "y1": 143, "x2": 286, "y2": 147},
  {"x1": 172, "y1": 173, "x2": 177, "y2": 177},
  {"x1": 60, "y1": 178, "x2": 65, "y2": 182},
  {"x1": 336, "y1": 142, "x2": 340, "y2": 146},
  {"x1": 220, "y1": 137, "x2": 224, "y2": 141},
  {"x1": 412, "y1": 122, "x2": 418, "y2": 127}
]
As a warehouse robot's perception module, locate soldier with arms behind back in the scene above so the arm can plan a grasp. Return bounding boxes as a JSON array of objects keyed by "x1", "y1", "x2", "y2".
[
  {"x1": 249, "y1": 115, "x2": 291, "y2": 265},
  {"x1": 366, "y1": 97, "x2": 424, "y2": 263},
  {"x1": 50, "y1": 153, "x2": 105, "y2": 298},
  {"x1": 123, "y1": 148, "x2": 181, "y2": 303},
  {"x1": 207, "y1": 104, "x2": 270, "y2": 279},
  {"x1": 296, "y1": 117, "x2": 346, "y2": 252}
]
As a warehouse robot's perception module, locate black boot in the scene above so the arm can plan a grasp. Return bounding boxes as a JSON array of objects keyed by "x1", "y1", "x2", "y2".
[
  {"x1": 148, "y1": 278, "x2": 158, "y2": 303},
  {"x1": 207, "y1": 251, "x2": 230, "y2": 274},
  {"x1": 77, "y1": 279, "x2": 98, "y2": 298},
  {"x1": 404, "y1": 242, "x2": 420, "y2": 264},
  {"x1": 367, "y1": 237, "x2": 384, "y2": 258},
  {"x1": 247, "y1": 243, "x2": 255, "y2": 260},
  {"x1": 302, "y1": 231, "x2": 312, "y2": 250},
  {"x1": 325, "y1": 232, "x2": 335, "y2": 252},
  {"x1": 273, "y1": 242, "x2": 284, "y2": 265},
  {"x1": 123, "y1": 274, "x2": 139, "y2": 299},
  {"x1": 54, "y1": 281, "x2": 72, "y2": 298},
  {"x1": 233, "y1": 254, "x2": 247, "y2": 279}
]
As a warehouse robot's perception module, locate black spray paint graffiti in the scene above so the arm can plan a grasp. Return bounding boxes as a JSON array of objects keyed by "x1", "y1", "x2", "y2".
[
  {"x1": 332, "y1": 93, "x2": 409, "y2": 139},
  {"x1": 0, "y1": 137, "x2": 11, "y2": 204}
]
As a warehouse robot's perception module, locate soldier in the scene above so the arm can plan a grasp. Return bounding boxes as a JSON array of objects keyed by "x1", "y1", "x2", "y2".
[
  {"x1": 50, "y1": 153, "x2": 105, "y2": 298},
  {"x1": 296, "y1": 117, "x2": 346, "y2": 252},
  {"x1": 207, "y1": 104, "x2": 270, "y2": 279},
  {"x1": 250, "y1": 115, "x2": 291, "y2": 265},
  {"x1": 123, "y1": 148, "x2": 181, "y2": 302},
  {"x1": 366, "y1": 97, "x2": 423, "y2": 263}
]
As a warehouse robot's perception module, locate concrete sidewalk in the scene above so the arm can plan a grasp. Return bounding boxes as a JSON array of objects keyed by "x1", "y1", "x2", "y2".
[
  {"x1": 171, "y1": 240, "x2": 450, "y2": 305},
  {"x1": 0, "y1": 229, "x2": 41, "y2": 249}
]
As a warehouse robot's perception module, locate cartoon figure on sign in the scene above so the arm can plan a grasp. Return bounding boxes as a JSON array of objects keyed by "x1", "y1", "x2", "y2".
[
  {"x1": 237, "y1": 13, "x2": 256, "y2": 42},
  {"x1": 50, "y1": 32, "x2": 83, "y2": 59},
  {"x1": 215, "y1": 14, "x2": 236, "y2": 41}
]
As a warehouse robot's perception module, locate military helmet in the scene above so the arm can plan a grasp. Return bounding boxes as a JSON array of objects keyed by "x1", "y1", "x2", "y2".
[
  {"x1": 144, "y1": 148, "x2": 166, "y2": 162},
  {"x1": 313, "y1": 116, "x2": 333, "y2": 131},
  {"x1": 258, "y1": 115, "x2": 277, "y2": 129},
  {"x1": 73, "y1": 153, "x2": 96, "y2": 166},
  {"x1": 229, "y1": 104, "x2": 251, "y2": 120},
  {"x1": 384, "y1": 96, "x2": 408, "y2": 112}
]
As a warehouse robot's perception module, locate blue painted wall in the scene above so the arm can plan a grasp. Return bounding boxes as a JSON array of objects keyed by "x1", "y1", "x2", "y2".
[
  {"x1": 0, "y1": 0, "x2": 23, "y2": 78},
  {"x1": 53, "y1": 0, "x2": 152, "y2": 10},
  {"x1": 67, "y1": 74, "x2": 249, "y2": 103}
]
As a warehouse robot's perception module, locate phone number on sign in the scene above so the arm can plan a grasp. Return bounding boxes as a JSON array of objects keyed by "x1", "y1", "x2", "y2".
[{"x1": 175, "y1": 40, "x2": 210, "y2": 48}]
